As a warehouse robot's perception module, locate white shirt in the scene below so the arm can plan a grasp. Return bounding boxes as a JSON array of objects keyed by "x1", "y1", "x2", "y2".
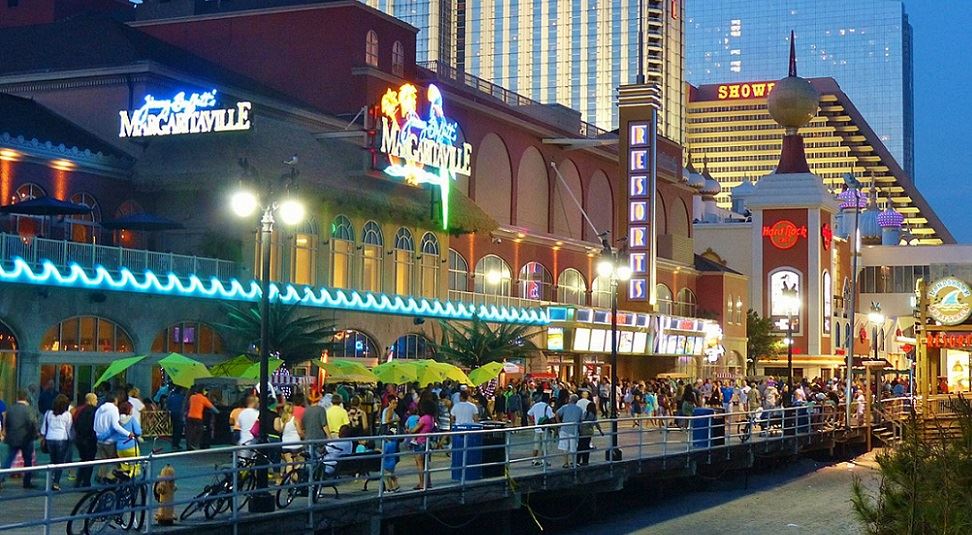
[
  {"x1": 41, "y1": 410, "x2": 72, "y2": 441},
  {"x1": 129, "y1": 397, "x2": 145, "y2": 426},
  {"x1": 576, "y1": 398, "x2": 592, "y2": 413},
  {"x1": 322, "y1": 393, "x2": 333, "y2": 410},
  {"x1": 93, "y1": 402, "x2": 129, "y2": 442},
  {"x1": 527, "y1": 402, "x2": 553, "y2": 434},
  {"x1": 237, "y1": 407, "x2": 260, "y2": 445},
  {"x1": 450, "y1": 401, "x2": 478, "y2": 425}
]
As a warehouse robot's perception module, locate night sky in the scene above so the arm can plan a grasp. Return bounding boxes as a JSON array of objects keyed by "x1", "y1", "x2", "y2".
[{"x1": 906, "y1": 1, "x2": 972, "y2": 243}]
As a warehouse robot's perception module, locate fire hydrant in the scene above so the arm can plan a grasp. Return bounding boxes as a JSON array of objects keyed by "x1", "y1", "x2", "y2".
[{"x1": 154, "y1": 464, "x2": 177, "y2": 525}]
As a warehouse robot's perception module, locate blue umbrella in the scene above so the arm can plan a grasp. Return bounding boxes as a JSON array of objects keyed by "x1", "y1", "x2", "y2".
[
  {"x1": 102, "y1": 213, "x2": 184, "y2": 231},
  {"x1": 0, "y1": 197, "x2": 92, "y2": 216}
]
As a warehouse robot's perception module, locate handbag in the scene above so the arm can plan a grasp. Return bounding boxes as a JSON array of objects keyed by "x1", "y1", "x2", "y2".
[{"x1": 40, "y1": 413, "x2": 49, "y2": 454}]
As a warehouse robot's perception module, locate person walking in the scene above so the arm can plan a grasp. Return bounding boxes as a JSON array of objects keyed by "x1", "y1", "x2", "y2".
[
  {"x1": 0, "y1": 390, "x2": 39, "y2": 490},
  {"x1": 274, "y1": 403, "x2": 304, "y2": 478},
  {"x1": 41, "y1": 394, "x2": 73, "y2": 491},
  {"x1": 527, "y1": 394, "x2": 554, "y2": 467},
  {"x1": 577, "y1": 402, "x2": 603, "y2": 466},
  {"x1": 555, "y1": 394, "x2": 584, "y2": 469},
  {"x1": 93, "y1": 388, "x2": 135, "y2": 482},
  {"x1": 72, "y1": 393, "x2": 98, "y2": 488},
  {"x1": 165, "y1": 387, "x2": 186, "y2": 451},
  {"x1": 301, "y1": 397, "x2": 328, "y2": 460},
  {"x1": 407, "y1": 399, "x2": 436, "y2": 491},
  {"x1": 112, "y1": 402, "x2": 142, "y2": 476}
]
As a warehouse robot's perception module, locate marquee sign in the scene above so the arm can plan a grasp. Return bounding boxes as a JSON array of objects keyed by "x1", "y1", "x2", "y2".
[
  {"x1": 762, "y1": 220, "x2": 808, "y2": 250},
  {"x1": 119, "y1": 90, "x2": 251, "y2": 138},
  {"x1": 377, "y1": 83, "x2": 473, "y2": 229},
  {"x1": 927, "y1": 277, "x2": 972, "y2": 326},
  {"x1": 716, "y1": 82, "x2": 777, "y2": 100},
  {"x1": 925, "y1": 332, "x2": 972, "y2": 349}
]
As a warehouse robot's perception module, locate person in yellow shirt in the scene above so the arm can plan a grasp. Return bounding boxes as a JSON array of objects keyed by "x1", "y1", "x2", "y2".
[{"x1": 324, "y1": 394, "x2": 350, "y2": 439}]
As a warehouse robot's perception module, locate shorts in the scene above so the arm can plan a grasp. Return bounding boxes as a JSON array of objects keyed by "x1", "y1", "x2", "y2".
[
  {"x1": 411, "y1": 442, "x2": 427, "y2": 453},
  {"x1": 532, "y1": 431, "x2": 549, "y2": 452}
]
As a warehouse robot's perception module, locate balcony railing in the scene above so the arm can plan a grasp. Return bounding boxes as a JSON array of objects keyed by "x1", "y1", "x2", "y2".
[
  {"x1": 448, "y1": 289, "x2": 552, "y2": 310},
  {"x1": 0, "y1": 233, "x2": 240, "y2": 282}
]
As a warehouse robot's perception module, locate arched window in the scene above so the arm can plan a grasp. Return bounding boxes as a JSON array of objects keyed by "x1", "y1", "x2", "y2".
[
  {"x1": 676, "y1": 288, "x2": 697, "y2": 317},
  {"x1": 727, "y1": 295, "x2": 735, "y2": 324},
  {"x1": 769, "y1": 268, "x2": 802, "y2": 331},
  {"x1": 392, "y1": 40, "x2": 405, "y2": 76},
  {"x1": 114, "y1": 199, "x2": 144, "y2": 249},
  {"x1": 591, "y1": 276, "x2": 613, "y2": 308},
  {"x1": 390, "y1": 333, "x2": 435, "y2": 359},
  {"x1": 292, "y1": 219, "x2": 318, "y2": 286},
  {"x1": 835, "y1": 322, "x2": 842, "y2": 348},
  {"x1": 473, "y1": 254, "x2": 512, "y2": 296},
  {"x1": 330, "y1": 215, "x2": 354, "y2": 289},
  {"x1": 656, "y1": 284, "x2": 674, "y2": 315},
  {"x1": 40, "y1": 316, "x2": 133, "y2": 353},
  {"x1": 735, "y1": 297, "x2": 744, "y2": 325},
  {"x1": 151, "y1": 321, "x2": 224, "y2": 354},
  {"x1": 557, "y1": 268, "x2": 587, "y2": 305},
  {"x1": 393, "y1": 227, "x2": 414, "y2": 295},
  {"x1": 823, "y1": 271, "x2": 832, "y2": 334},
  {"x1": 419, "y1": 232, "x2": 439, "y2": 298},
  {"x1": 67, "y1": 192, "x2": 100, "y2": 244},
  {"x1": 360, "y1": 221, "x2": 383, "y2": 292},
  {"x1": 365, "y1": 30, "x2": 379, "y2": 67},
  {"x1": 448, "y1": 248, "x2": 468, "y2": 293},
  {"x1": 11, "y1": 183, "x2": 47, "y2": 238},
  {"x1": 330, "y1": 329, "x2": 380, "y2": 358},
  {"x1": 518, "y1": 261, "x2": 552, "y2": 301}
]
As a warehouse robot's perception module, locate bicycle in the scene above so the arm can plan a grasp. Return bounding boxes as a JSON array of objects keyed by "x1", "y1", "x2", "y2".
[
  {"x1": 67, "y1": 439, "x2": 155, "y2": 535},
  {"x1": 179, "y1": 450, "x2": 265, "y2": 521},
  {"x1": 275, "y1": 448, "x2": 337, "y2": 509}
]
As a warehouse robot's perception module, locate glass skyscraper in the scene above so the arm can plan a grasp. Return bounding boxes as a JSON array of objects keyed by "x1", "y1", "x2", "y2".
[{"x1": 685, "y1": 0, "x2": 914, "y2": 179}]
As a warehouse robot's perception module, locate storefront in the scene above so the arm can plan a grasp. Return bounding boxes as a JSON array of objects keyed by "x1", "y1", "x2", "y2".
[{"x1": 917, "y1": 276, "x2": 972, "y2": 395}]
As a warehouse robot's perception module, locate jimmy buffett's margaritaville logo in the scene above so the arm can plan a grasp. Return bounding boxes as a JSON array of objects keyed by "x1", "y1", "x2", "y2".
[
  {"x1": 378, "y1": 83, "x2": 472, "y2": 229},
  {"x1": 927, "y1": 276, "x2": 972, "y2": 326},
  {"x1": 119, "y1": 90, "x2": 252, "y2": 138}
]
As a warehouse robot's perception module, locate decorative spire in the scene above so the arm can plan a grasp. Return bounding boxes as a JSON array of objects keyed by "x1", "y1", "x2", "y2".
[
  {"x1": 767, "y1": 30, "x2": 819, "y2": 174},
  {"x1": 788, "y1": 30, "x2": 797, "y2": 77},
  {"x1": 686, "y1": 148, "x2": 698, "y2": 172}
]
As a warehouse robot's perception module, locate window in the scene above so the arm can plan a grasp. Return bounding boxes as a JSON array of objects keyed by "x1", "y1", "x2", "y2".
[
  {"x1": 419, "y1": 232, "x2": 439, "y2": 298},
  {"x1": 292, "y1": 219, "x2": 318, "y2": 286},
  {"x1": 769, "y1": 268, "x2": 802, "y2": 332},
  {"x1": 835, "y1": 322, "x2": 842, "y2": 348},
  {"x1": 365, "y1": 30, "x2": 379, "y2": 67},
  {"x1": 473, "y1": 254, "x2": 512, "y2": 296},
  {"x1": 823, "y1": 271, "x2": 832, "y2": 333},
  {"x1": 41, "y1": 316, "x2": 133, "y2": 353},
  {"x1": 591, "y1": 276, "x2": 613, "y2": 308},
  {"x1": 518, "y1": 261, "x2": 552, "y2": 301},
  {"x1": 151, "y1": 322, "x2": 223, "y2": 354},
  {"x1": 114, "y1": 199, "x2": 144, "y2": 249},
  {"x1": 656, "y1": 284, "x2": 674, "y2": 315},
  {"x1": 360, "y1": 221, "x2": 383, "y2": 292},
  {"x1": 330, "y1": 215, "x2": 354, "y2": 289},
  {"x1": 392, "y1": 40, "x2": 405, "y2": 76},
  {"x1": 735, "y1": 297, "x2": 744, "y2": 325},
  {"x1": 330, "y1": 329, "x2": 379, "y2": 358},
  {"x1": 448, "y1": 249, "x2": 468, "y2": 292},
  {"x1": 390, "y1": 333, "x2": 435, "y2": 359},
  {"x1": 556, "y1": 268, "x2": 586, "y2": 305},
  {"x1": 676, "y1": 288, "x2": 697, "y2": 317},
  {"x1": 393, "y1": 227, "x2": 414, "y2": 295},
  {"x1": 65, "y1": 192, "x2": 100, "y2": 244}
]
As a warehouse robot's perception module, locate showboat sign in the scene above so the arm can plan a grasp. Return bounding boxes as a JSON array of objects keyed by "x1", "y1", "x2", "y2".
[{"x1": 119, "y1": 90, "x2": 252, "y2": 138}]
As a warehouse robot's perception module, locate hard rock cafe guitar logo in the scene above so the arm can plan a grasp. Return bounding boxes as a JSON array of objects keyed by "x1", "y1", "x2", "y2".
[{"x1": 927, "y1": 277, "x2": 972, "y2": 326}]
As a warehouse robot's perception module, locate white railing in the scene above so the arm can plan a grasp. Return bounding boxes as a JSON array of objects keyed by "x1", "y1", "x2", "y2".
[
  {"x1": 0, "y1": 406, "x2": 833, "y2": 533},
  {"x1": 0, "y1": 233, "x2": 240, "y2": 281},
  {"x1": 448, "y1": 289, "x2": 553, "y2": 310}
]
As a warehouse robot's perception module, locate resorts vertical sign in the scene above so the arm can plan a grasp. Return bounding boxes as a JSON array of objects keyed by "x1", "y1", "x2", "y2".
[{"x1": 119, "y1": 90, "x2": 252, "y2": 138}]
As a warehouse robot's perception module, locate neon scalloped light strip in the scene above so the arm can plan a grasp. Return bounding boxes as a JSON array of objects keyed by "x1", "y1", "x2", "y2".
[{"x1": 0, "y1": 257, "x2": 548, "y2": 325}]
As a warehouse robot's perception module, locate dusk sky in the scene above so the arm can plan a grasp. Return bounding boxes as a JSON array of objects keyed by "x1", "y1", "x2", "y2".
[{"x1": 906, "y1": 1, "x2": 972, "y2": 243}]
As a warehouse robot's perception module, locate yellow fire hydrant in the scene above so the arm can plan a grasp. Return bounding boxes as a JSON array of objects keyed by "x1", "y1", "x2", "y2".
[{"x1": 154, "y1": 464, "x2": 177, "y2": 526}]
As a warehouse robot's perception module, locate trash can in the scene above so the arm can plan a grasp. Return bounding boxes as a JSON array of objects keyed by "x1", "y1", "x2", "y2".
[
  {"x1": 691, "y1": 407, "x2": 715, "y2": 448},
  {"x1": 480, "y1": 421, "x2": 508, "y2": 478},
  {"x1": 451, "y1": 424, "x2": 484, "y2": 481}
]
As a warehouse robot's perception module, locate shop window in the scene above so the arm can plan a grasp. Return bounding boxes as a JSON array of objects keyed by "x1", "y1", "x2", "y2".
[
  {"x1": 330, "y1": 329, "x2": 380, "y2": 358},
  {"x1": 41, "y1": 316, "x2": 133, "y2": 353},
  {"x1": 392, "y1": 40, "x2": 405, "y2": 76},
  {"x1": 292, "y1": 219, "x2": 318, "y2": 286},
  {"x1": 330, "y1": 215, "x2": 354, "y2": 289},
  {"x1": 556, "y1": 268, "x2": 587, "y2": 305},
  {"x1": 656, "y1": 284, "x2": 674, "y2": 315},
  {"x1": 393, "y1": 227, "x2": 414, "y2": 295},
  {"x1": 360, "y1": 221, "x2": 383, "y2": 292},
  {"x1": 518, "y1": 261, "x2": 552, "y2": 301},
  {"x1": 591, "y1": 276, "x2": 613, "y2": 308},
  {"x1": 448, "y1": 248, "x2": 468, "y2": 292},
  {"x1": 473, "y1": 254, "x2": 512, "y2": 296},
  {"x1": 366, "y1": 30, "x2": 379, "y2": 67},
  {"x1": 151, "y1": 321, "x2": 224, "y2": 354},
  {"x1": 390, "y1": 333, "x2": 435, "y2": 359},
  {"x1": 67, "y1": 192, "x2": 100, "y2": 244},
  {"x1": 419, "y1": 232, "x2": 439, "y2": 298},
  {"x1": 676, "y1": 288, "x2": 697, "y2": 317}
]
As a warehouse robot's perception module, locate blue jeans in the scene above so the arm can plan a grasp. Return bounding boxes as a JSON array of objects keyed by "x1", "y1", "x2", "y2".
[
  {"x1": 2, "y1": 440, "x2": 35, "y2": 486},
  {"x1": 47, "y1": 439, "x2": 71, "y2": 485}
]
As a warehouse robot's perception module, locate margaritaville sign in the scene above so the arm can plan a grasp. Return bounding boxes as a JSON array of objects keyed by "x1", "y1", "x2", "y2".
[
  {"x1": 119, "y1": 90, "x2": 252, "y2": 138},
  {"x1": 377, "y1": 83, "x2": 473, "y2": 229}
]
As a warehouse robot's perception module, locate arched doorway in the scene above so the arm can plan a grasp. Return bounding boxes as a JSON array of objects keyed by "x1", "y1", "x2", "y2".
[
  {"x1": 0, "y1": 319, "x2": 18, "y2": 405},
  {"x1": 39, "y1": 315, "x2": 134, "y2": 405}
]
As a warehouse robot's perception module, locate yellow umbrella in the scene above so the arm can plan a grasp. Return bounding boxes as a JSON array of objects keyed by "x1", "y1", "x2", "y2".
[
  {"x1": 372, "y1": 361, "x2": 418, "y2": 384},
  {"x1": 240, "y1": 357, "x2": 284, "y2": 380},
  {"x1": 406, "y1": 360, "x2": 471, "y2": 386},
  {"x1": 158, "y1": 353, "x2": 212, "y2": 388},
  {"x1": 434, "y1": 361, "x2": 472, "y2": 385},
  {"x1": 209, "y1": 355, "x2": 254, "y2": 377},
  {"x1": 314, "y1": 359, "x2": 378, "y2": 384},
  {"x1": 468, "y1": 362, "x2": 505, "y2": 386}
]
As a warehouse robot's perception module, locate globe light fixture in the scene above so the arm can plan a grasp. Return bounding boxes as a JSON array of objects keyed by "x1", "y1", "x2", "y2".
[
  {"x1": 278, "y1": 198, "x2": 305, "y2": 226},
  {"x1": 596, "y1": 258, "x2": 615, "y2": 278},
  {"x1": 485, "y1": 270, "x2": 503, "y2": 286},
  {"x1": 230, "y1": 189, "x2": 258, "y2": 218}
]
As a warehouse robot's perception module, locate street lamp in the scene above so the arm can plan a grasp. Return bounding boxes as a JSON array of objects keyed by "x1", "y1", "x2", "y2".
[
  {"x1": 230, "y1": 160, "x2": 304, "y2": 513},
  {"x1": 780, "y1": 282, "x2": 800, "y2": 406},
  {"x1": 596, "y1": 239, "x2": 630, "y2": 459},
  {"x1": 842, "y1": 172, "x2": 863, "y2": 427},
  {"x1": 868, "y1": 302, "x2": 884, "y2": 362}
]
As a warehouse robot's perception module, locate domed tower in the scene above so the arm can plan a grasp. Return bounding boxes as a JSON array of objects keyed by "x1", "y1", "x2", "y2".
[
  {"x1": 859, "y1": 186, "x2": 883, "y2": 246},
  {"x1": 699, "y1": 155, "x2": 722, "y2": 222},
  {"x1": 835, "y1": 184, "x2": 867, "y2": 238},
  {"x1": 731, "y1": 178, "x2": 756, "y2": 215},
  {"x1": 877, "y1": 189, "x2": 905, "y2": 245}
]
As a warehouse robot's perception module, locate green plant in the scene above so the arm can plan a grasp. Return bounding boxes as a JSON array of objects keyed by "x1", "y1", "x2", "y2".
[
  {"x1": 216, "y1": 302, "x2": 338, "y2": 365},
  {"x1": 433, "y1": 317, "x2": 542, "y2": 369},
  {"x1": 745, "y1": 309, "x2": 780, "y2": 376}
]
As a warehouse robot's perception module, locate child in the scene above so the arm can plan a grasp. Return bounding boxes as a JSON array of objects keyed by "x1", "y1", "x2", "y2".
[
  {"x1": 404, "y1": 412, "x2": 420, "y2": 448},
  {"x1": 382, "y1": 427, "x2": 401, "y2": 493}
]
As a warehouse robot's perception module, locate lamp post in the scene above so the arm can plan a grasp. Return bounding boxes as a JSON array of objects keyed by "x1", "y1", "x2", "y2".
[
  {"x1": 868, "y1": 303, "x2": 884, "y2": 363},
  {"x1": 596, "y1": 240, "x2": 631, "y2": 458},
  {"x1": 230, "y1": 162, "x2": 304, "y2": 512},
  {"x1": 842, "y1": 172, "x2": 863, "y2": 427},
  {"x1": 781, "y1": 283, "x2": 800, "y2": 406}
]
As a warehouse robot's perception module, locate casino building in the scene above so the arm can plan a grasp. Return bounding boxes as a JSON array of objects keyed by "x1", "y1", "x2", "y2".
[{"x1": 0, "y1": 1, "x2": 745, "y2": 403}]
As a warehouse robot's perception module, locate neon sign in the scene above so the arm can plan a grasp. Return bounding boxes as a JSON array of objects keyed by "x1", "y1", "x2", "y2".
[
  {"x1": 762, "y1": 220, "x2": 808, "y2": 250},
  {"x1": 119, "y1": 90, "x2": 251, "y2": 138},
  {"x1": 717, "y1": 82, "x2": 777, "y2": 100},
  {"x1": 821, "y1": 223, "x2": 833, "y2": 251},
  {"x1": 378, "y1": 83, "x2": 472, "y2": 229}
]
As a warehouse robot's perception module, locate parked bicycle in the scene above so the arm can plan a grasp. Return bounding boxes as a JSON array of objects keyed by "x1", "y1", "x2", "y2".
[
  {"x1": 67, "y1": 440, "x2": 156, "y2": 535},
  {"x1": 180, "y1": 451, "x2": 267, "y2": 521},
  {"x1": 276, "y1": 449, "x2": 338, "y2": 509}
]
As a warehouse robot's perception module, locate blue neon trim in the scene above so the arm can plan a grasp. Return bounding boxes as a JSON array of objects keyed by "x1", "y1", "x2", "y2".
[{"x1": 0, "y1": 257, "x2": 548, "y2": 325}]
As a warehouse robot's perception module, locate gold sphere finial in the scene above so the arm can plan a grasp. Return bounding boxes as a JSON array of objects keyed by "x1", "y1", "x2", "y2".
[{"x1": 767, "y1": 31, "x2": 820, "y2": 131}]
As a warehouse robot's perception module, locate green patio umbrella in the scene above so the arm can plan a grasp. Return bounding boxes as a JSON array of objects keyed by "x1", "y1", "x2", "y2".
[
  {"x1": 209, "y1": 355, "x2": 254, "y2": 377},
  {"x1": 468, "y1": 362, "x2": 506, "y2": 386},
  {"x1": 158, "y1": 352, "x2": 212, "y2": 388},
  {"x1": 371, "y1": 361, "x2": 418, "y2": 385},
  {"x1": 314, "y1": 359, "x2": 378, "y2": 384},
  {"x1": 239, "y1": 357, "x2": 284, "y2": 381},
  {"x1": 93, "y1": 355, "x2": 147, "y2": 388}
]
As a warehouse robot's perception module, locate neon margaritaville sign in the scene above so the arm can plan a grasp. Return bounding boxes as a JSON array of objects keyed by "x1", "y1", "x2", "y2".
[
  {"x1": 119, "y1": 89, "x2": 252, "y2": 138},
  {"x1": 378, "y1": 83, "x2": 473, "y2": 229}
]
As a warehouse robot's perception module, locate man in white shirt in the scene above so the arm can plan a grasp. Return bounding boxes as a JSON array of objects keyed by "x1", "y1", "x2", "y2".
[
  {"x1": 93, "y1": 389, "x2": 134, "y2": 482},
  {"x1": 236, "y1": 396, "x2": 260, "y2": 447},
  {"x1": 527, "y1": 394, "x2": 554, "y2": 466},
  {"x1": 576, "y1": 390, "x2": 592, "y2": 414},
  {"x1": 450, "y1": 391, "x2": 479, "y2": 426}
]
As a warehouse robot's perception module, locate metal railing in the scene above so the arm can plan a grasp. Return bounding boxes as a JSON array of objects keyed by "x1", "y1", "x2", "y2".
[
  {"x1": 447, "y1": 289, "x2": 553, "y2": 310},
  {"x1": 0, "y1": 233, "x2": 240, "y2": 281},
  {"x1": 0, "y1": 406, "x2": 832, "y2": 533}
]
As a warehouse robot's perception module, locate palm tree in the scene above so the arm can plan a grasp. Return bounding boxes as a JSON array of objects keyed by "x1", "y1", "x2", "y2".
[
  {"x1": 433, "y1": 316, "x2": 542, "y2": 369},
  {"x1": 217, "y1": 302, "x2": 338, "y2": 365}
]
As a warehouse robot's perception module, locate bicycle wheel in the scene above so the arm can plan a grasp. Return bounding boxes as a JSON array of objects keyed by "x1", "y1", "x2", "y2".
[
  {"x1": 67, "y1": 491, "x2": 99, "y2": 535},
  {"x1": 275, "y1": 470, "x2": 301, "y2": 510},
  {"x1": 180, "y1": 487, "x2": 212, "y2": 521},
  {"x1": 238, "y1": 470, "x2": 257, "y2": 509},
  {"x1": 84, "y1": 490, "x2": 118, "y2": 535},
  {"x1": 311, "y1": 465, "x2": 337, "y2": 503},
  {"x1": 124, "y1": 484, "x2": 147, "y2": 531}
]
